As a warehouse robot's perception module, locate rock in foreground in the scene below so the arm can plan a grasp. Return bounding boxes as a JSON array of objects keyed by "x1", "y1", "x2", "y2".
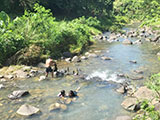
[
  {"x1": 8, "y1": 90, "x2": 29, "y2": 99},
  {"x1": 17, "y1": 104, "x2": 40, "y2": 116}
]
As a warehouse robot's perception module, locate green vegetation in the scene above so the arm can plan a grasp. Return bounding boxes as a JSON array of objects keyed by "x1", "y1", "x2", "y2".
[
  {"x1": 114, "y1": 0, "x2": 160, "y2": 27},
  {"x1": 0, "y1": 3, "x2": 103, "y2": 65},
  {"x1": 134, "y1": 100, "x2": 160, "y2": 120}
]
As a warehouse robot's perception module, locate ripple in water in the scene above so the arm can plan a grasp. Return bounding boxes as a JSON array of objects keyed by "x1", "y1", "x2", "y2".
[{"x1": 86, "y1": 70, "x2": 125, "y2": 83}]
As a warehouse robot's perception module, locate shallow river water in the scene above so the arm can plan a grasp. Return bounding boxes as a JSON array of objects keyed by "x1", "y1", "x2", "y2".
[{"x1": 0, "y1": 28, "x2": 160, "y2": 120}]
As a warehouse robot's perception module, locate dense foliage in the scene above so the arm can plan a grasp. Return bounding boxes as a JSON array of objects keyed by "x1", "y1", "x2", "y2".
[
  {"x1": 0, "y1": 4, "x2": 101, "y2": 65},
  {"x1": 0, "y1": 0, "x2": 114, "y2": 18},
  {"x1": 114, "y1": 0, "x2": 160, "y2": 26}
]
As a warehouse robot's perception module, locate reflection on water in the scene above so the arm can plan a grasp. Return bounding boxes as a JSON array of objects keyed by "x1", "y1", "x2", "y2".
[{"x1": 1, "y1": 30, "x2": 160, "y2": 120}]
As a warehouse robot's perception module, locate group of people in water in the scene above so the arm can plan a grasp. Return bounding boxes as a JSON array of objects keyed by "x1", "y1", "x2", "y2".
[
  {"x1": 57, "y1": 90, "x2": 77, "y2": 98},
  {"x1": 45, "y1": 57, "x2": 78, "y2": 98}
]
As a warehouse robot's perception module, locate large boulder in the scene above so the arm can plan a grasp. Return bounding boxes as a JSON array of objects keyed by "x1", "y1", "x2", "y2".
[
  {"x1": 121, "y1": 97, "x2": 137, "y2": 111},
  {"x1": 8, "y1": 90, "x2": 29, "y2": 99},
  {"x1": 122, "y1": 39, "x2": 133, "y2": 45},
  {"x1": 116, "y1": 116, "x2": 131, "y2": 120},
  {"x1": 17, "y1": 104, "x2": 40, "y2": 116},
  {"x1": 63, "y1": 52, "x2": 72, "y2": 58},
  {"x1": 133, "y1": 86, "x2": 156, "y2": 100}
]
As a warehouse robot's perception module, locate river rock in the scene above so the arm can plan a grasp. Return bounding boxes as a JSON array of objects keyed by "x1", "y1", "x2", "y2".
[
  {"x1": 117, "y1": 74, "x2": 125, "y2": 77},
  {"x1": 101, "y1": 56, "x2": 112, "y2": 60},
  {"x1": 129, "y1": 60, "x2": 137, "y2": 64},
  {"x1": 23, "y1": 66, "x2": 32, "y2": 72},
  {"x1": 151, "y1": 35, "x2": 160, "y2": 42},
  {"x1": 129, "y1": 75, "x2": 144, "y2": 80},
  {"x1": 133, "y1": 86, "x2": 155, "y2": 100},
  {"x1": 72, "y1": 56, "x2": 81, "y2": 62},
  {"x1": 116, "y1": 115, "x2": 131, "y2": 120},
  {"x1": 81, "y1": 56, "x2": 88, "y2": 60},
  {"x1": 8, "y1": 90, "x2": 29, "y2": 99},
  {"x1": 5, "y1": 75, "x2": 14, "y2": 79},
  {"x1": 0, "y1": 75, "x2": 4, "y2": 78},
  {"x1": 17, "y1": 104, "x2": 40, "y2": 116},
  {"x1": 121, "y1": 97, "x2": 137, "y2": 111},
  {"x1": 157, "y1": 52, "x2": 160, "y2": 56},
  {"x1": 116, "y1": 86, "x2": 127, "y2": 94},
  {"x1": 88, "y1": 53, "x2": 98, "y2": 58},
  {"x1": 13, "y1": 70, "x2": 29, "y2": 79},
  {"x1": 49, "y1": 103, "x2": 67, "y2": 111},
  {"x1": 30, "y1": 69, "x2": 38, "y2": 74},
  {"x1": 39, "y1": 76, "x2": 46, "y2": 81},
  {"x1": 85, "y1": 52, "x2": 90, "y2": 56},
  {"x1": 63, "y1": 52, "x2": 72, "y2": 58},
  {"x1": 133, "y1": 39, "x2": 142, "y2": 45},
  {"x1": 1, "y1": 78, "x2": 7, "y2": 82},
  {"x1": 122, "y1": 39, "x2": 133, "y2": 45},
  {"x1": 133, "y1": 69, "x2": 143, "y2": 74},
  {"x1": 65, "y1": 58, "x2": 71, "y2": 63},
  {"x1": 0, "y1": 84, "x2": 5, "y2": 89}
]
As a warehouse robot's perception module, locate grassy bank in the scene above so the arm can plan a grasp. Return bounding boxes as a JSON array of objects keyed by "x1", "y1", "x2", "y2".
[{"x1": 0, "y1": 4, "x2": 103, "y2": 66}]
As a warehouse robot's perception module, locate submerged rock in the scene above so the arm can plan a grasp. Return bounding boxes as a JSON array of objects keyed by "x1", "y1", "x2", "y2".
[
  {"x1": 17, "y1": 104, "x2": 40, "y2": 116},
  {"x1": 101, "y1": 56, "x2": 112, "y2": 60},
  {"x1": 8, "y1": 90, "x2": 29, "y2": 99},
  {"x1": 129, "y1": 60, "x2": 137, "y2": 64},
  {"x1": 129, "y1": 75, "x2": 144, "y2": 80},
  {"x1": 133, "y1": 70, "x2": 143, "y2": 74},
  {"x1": 49, "y1": 103, "x2": 67, "y2": 111}
]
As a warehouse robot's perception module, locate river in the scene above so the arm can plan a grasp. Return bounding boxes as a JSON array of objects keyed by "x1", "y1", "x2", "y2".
[{"x1": 0, "y1": 27, "x2": 160, "y2": 120}]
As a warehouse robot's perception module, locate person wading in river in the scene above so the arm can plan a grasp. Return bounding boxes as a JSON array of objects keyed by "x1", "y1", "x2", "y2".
[{"x1": 45, "y1": 57, "x2": 57, "y2": 78}]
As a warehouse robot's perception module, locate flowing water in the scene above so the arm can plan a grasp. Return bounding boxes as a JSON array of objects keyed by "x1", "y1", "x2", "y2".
[{"x1": 1, "y1": 27, "x2": 160, "y2": 120}]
